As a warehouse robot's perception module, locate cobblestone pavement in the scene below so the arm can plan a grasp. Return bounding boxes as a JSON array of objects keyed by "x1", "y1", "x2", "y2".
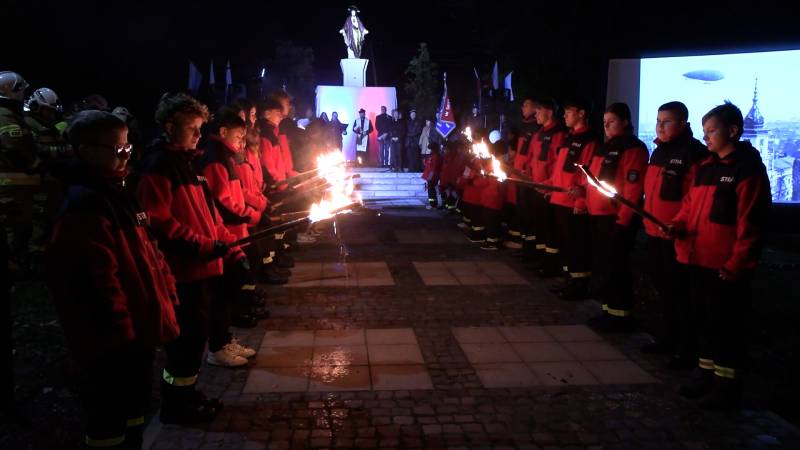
[{"x1": 143, "y1": 207, "x2": 800, "y2": 450}]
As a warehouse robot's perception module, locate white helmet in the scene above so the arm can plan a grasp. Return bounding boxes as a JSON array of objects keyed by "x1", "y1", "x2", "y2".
[
  {"x1": 0, "y1": 71, "x2": 29, "y2": 101},
  {"x1": 489, "y1": 129, "x2": 502, "y2": 144},
  {"x1": 24, "y1": 87, "x2": 62, "y2": 113}
]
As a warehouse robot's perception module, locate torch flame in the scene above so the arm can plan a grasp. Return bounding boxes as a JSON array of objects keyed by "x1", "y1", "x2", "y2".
[
  {"x1": 491, "y1": 156, "x2": 507, "y2": 182},
  {"x1": 308, "y1": 150, "x2": 361, "y2": 223},
  {"x1": 463, "y1": 127, "x2": 473, "y2": 142},
  {"x1": 578, "y1": 163, "x2": 618, "y2": 198},
  {"x1": 471, "y1": 140, "x2": 492, "y2": 159}
]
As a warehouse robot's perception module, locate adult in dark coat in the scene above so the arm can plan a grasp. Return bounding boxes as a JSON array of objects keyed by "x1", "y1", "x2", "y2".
[
  {"x1": 389, "y1": 109, "x2": 405, "y2": 172},
  {"x1": 405, "y1": 109, "x2": 423, "y2": 172},
  {"x1": 328, "y1": 112, "x2": 347, "y2": 151},
  {"x1": 375, "y1": 106, "x2": 392, "y2": 166}
]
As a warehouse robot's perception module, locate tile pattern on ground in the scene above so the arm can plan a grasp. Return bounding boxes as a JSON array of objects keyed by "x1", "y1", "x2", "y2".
[
  {"x1": 394, "y1": 229, "x2": 469, "y2": 244},
  {"x1": 453, "y1": 325, "x2": 658, "y2": 387},
  {"x1": 284, "y1": 262, "x2": 395, "y2": 287},
  {"x1": 245, "y1": 328, "x2": 433, "y2": 392},
  {"x1": 413, "y1": 261, "x2": 529, "y2": 286}
]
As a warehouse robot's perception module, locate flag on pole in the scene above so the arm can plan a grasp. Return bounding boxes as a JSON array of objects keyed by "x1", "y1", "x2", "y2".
[
  {"x1": 473, "y1": 67, "x2": 482, "y2": 110},
  {"x1": 504, "y1": 71, "x2": 514, "y2": 101},
  {"x1": 209, "y1": 59, "x2": 216, "y2": 86},
  {"x1": 491, "y1": 61, "x2": 499, "y2": 90},
  {"x1": 187, "y1": 60, "x2": 202, "y2": 94},
  {"x1": 435, "y1": 73, "x2": 456, "y2": 138},
  {"x1": 225, "y1": 60, "x2": 233, "y2": 102}
]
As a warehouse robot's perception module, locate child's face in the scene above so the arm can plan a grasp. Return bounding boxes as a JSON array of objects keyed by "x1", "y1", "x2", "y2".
[
  {"x1": 655, "y1": 110, "x2": 685, "y2": 143},
  {"x1": 166, "y1": 113, "x2": 203, "y2": 150},
  {"x1": 702, "y1": 116, "x2": 737, "y2": 154},
  {"x1": 563, "y1": 107, "x2": 584, "y2": 129},
  {"x1": 534, "y1": 107, "x2": 552, "y2": 125},
  {"x1": 220, "y1": 126, "x2": 246, "y2": 151},
  {"x1": 521, "y1": 100, "x2": 535, "y2": 118},
  {"x1": 603, "y1": 112, "x2": 628, "y2": 139}
]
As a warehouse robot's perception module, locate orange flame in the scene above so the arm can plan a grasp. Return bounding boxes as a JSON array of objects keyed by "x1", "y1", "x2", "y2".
[{"x1": 308, "y1": 151, "x2": 360, "y2": 222}]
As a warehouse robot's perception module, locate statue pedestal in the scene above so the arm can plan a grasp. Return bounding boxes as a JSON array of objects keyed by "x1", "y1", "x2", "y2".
[{"x1": 340, "y1": 58, "x2": 369, "y2": 87}]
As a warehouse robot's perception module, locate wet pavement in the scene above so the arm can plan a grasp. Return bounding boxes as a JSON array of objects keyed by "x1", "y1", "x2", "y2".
[{"x1": 142, "y1": 206, "x2": 800, "y2": 450}]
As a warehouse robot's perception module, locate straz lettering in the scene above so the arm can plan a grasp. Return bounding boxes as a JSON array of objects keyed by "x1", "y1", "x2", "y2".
[
  {"x1": 669, "y1": 158, "x2": 683, "y2": 165},
  {"x1": 570, "y1": 142, "x2": 583, "y2": 148},
  {"x1": 135, "y1": 212, "x2": 148, "y2": 225},
  {"x1": 197, "y1": 176, "x2": 208, "y2": 183},
  {"x1": 720, "y1": 176, "x2": 734, "y2": 183}
]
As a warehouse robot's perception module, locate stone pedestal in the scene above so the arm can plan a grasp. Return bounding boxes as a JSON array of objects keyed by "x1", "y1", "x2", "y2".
[{"x1": 341, "y1": 58, "x2": 369, "y2": 87}]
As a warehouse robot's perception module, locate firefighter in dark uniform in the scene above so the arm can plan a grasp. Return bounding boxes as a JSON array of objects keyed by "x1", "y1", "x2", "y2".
[
  {"x1": 0, "y1": 71, "x2": 36, "y2": 410},
  {"x1": 671, "y1": 103, "x2": 771, "y2": 410},
  {"x1": 544, "y1": 98, "x2": 600, "y2": 299},
  {"x1": 48, "y1": 110, "x2": 180, "y2": 449},
  {"x1": 505, "y1": 97, "x2": 540, "y2": 250},
  {"x1": 583, "y1": 103, "x2": 649, "y2": 331},
  {"x1": 640, "y1": 101, "x2": 708, "y2": 368},
  {"x1": 24, "y1": 87, "x2": 71, "y2": 254}
]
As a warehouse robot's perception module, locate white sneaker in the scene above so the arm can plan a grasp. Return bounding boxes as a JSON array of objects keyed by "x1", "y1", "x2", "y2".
[
  {"x1": 297, "y1": 233, "x2": 317, "y2": 244},
  {"x1": 503, "y1": 241, "x2": 522, "y2": 249},
  {"x1": 207, "y1": 348, "x2": 249, "y2": 367},
  {"x1": 225, "y1": 339, "x2": 256, "y2": 358}
]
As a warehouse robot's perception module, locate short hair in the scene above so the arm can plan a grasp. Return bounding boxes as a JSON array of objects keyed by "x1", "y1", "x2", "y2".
[
  {"x1": 562, "y1": 97, "x2": 593, "y2": 116},
  {"x1": 268, "y1": 90, "x2": 292, "y2": 102},
  {"x1": 702, "y1": 102, "x2": 744, "y2": 139},
  {"x1": 533, "y1": 96, "x2": 558, "y2": 112},
  {"x1": 66, "y1": 110, "x2": 127, "y2": 148},
  {"x1": 257, "y1": 98, "x2": 283, "y2": 116},
  {"x1": 213, "y1": 107, "x2": 246, "y2": 132},
  {"x1": 658, "y1": 101, "x2": 689, "y2": 122},
  {"x1": 605, "y1": 102, "x2": 633, "y2": 132},
  {"x1": 154, "y1": 93, "x2": 209, "y2": 127}
]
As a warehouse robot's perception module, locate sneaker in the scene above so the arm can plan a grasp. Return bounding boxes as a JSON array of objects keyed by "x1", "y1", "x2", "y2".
[
  {"x1": 426, "y1": 205, "x2": 433, "y2": 210},
  {"x1": 456, "y1": 222, "x2": 469, "y2": 229},
  {"x1": 503, "y1": 241, "x2": 522, "y2": 249},
  {"x1": 225, "y1": 339, "x2": 256, "y2": 358},
  {"x1": 468, "y1": 237, "x2": 485, "y2": 243},
  {"x1": 262, "y1": 266, "x2": 289, "y2": 284},
  {"x1": 297, "y1": 233, "x2": 317, "y2": 244},
  {"x1": 480, "y1": 244, "x2": 499, "y2": 251},
  {"x1": 207, "y1": 348, "x2": 249, "y2": 367},
  {"x1": 274, "y1": 253, "x2": 295, "y2": 268}
]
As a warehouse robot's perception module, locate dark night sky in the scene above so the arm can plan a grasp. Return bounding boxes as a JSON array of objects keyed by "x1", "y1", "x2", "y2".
[{"x1": 4, "y1": 0, "x2": 800, "y2": 125}]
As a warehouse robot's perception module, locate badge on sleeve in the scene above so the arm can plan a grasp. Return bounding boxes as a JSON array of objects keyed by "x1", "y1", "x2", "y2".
[{"x1": 627, "y1": 170, "x2": 640, "y2": 182}]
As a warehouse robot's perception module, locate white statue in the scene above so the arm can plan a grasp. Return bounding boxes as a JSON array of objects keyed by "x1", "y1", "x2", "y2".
[{"x1": 339, "y1": 6, "x2": 369, "y2": 59}]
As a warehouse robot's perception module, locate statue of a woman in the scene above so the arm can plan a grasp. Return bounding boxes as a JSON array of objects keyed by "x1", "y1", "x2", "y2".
[{"x1": 339, "y1": 5, "x2": 369, "y2": 59}]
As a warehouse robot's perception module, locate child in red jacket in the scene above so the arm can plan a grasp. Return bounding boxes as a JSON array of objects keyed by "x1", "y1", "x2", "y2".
[
  {"x1": 422, "y1": 142, "x2": 443, "y2": 209},
  {"x1": 670, "y1": 102, "x2": 771, "y2": 410},
  {"x1": 472, "y1": 156, "x2": 505, "y2": 250},
  {"x1": 583, "y1": 103, "x2": 649, "y2": 324},
  {"x1": 48, "y1": 111, "x2": 179, "y2": 449}
]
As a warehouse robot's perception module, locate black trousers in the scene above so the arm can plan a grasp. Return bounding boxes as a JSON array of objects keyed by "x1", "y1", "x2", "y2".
[
  {"x1": 482, "y1": 207, "x2": 502, "y2": 246},
  {"x1": 390, "y1": 141, "x2": 403, "y2": 170},
  {"x1": 164, "y1": 277, "x2": 223, "y2": 382},
  {"x1": 530, "y1": 191, "x2": 549, "y2": 253},
  {"x1": 590, "y1": 215, "x2": 638, "y2": 316},
  {"x1": 646, "y1": 236, "x2": 694, "y2": 355},
  {"x1": 426, "y1": 178, "x2": 439, "y2": 206},
  {"x1": 689, "y1": 266, "x2": 750, "y2": 378},
  {"x1": 517, "y1": 185, "x2": 537, "y2": 248},
  {"x1": 553, "y1": 205, "x2": 592, "y2": 278},
  {"x1": 81, "y1": 346, "x2": 153, "y2": 448},
  {"x1": 405, "y1": 144, "x2": 420, "y2": 171},
  {"x1": 0, "y1": 228, "x2": 12, "y2": 408},
  {"x1": 541, "y1": 201, "x2": 562, "y2": 274}
]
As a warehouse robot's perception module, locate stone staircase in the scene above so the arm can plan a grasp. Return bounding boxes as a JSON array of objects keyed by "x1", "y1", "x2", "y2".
[{"x1": 352, "y1": 168, "x2": 428, "y2": 205}]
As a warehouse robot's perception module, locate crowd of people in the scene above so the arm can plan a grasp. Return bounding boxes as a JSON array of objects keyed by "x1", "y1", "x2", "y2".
[
  {"x1": 0, "y1": 66, "x2": 774, "y2": 448},
  {"x1": 0, "y1": 70, "x2": 339, "y2": 448},
  {"x1": 421, "y1": 95, "x2": 771, "y2": 411}
]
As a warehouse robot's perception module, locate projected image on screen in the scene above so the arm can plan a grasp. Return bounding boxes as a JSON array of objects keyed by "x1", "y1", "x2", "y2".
[{"x1": 638, "y1": 50, "x2": 800, "y2": 203}]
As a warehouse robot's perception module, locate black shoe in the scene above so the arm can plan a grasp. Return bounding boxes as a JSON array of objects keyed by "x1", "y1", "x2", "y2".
[
  {"x1": 559, "y1": 279, "x2": 590, "y2": 301},
  {"x1": 510, "y1": 249, "x2": 525, "y2": 258},
  {"x1": 641, "y1": 340, "x2": 674, "y2": 355},
  {"x1": 700, "y1": 377, "x2": 742, "y2": 410},
  {"x1": 679, "y1": 369, "x2": 714, "y2": 399},
  {"x1": 667, "y1": 354, "x2": 697, "y2": 371},
  {"x1": 272, "y1": 266, "x2": 291, "y2": 277},
  {"x1": 262, "y1": 267, "x2": 289, "y2": 285},
  {"x1": 251, "y1": 305, "x2": 270, "y2": 320},
  {"x1": 480, "y1": 244, "x2": 499, "y2": 251},
  {"x1": 538, "y1": 267, "x2": 561, "y2": 278},
  {"x1": 160, "y1": 388, "x2": 223, "y2": 425},
  {"x1": 274, "y1": 253, "x2": 295, "y2": 268},
  {"x1": 548, "y1": 279, "x2": 568, "y2": 293},
  {"x1": 232, "y1": 313, "x2": 258, "y2": 328}
]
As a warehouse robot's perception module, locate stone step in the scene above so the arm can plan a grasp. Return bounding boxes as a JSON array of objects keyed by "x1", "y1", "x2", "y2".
[{"x1": 358, "y1": 190, "x2": 428, "y2": 199}]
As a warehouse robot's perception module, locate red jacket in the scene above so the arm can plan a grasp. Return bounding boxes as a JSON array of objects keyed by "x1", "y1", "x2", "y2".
[
  {"x1": 238, "y1": 149, "x2": 268, "y2": 214},
  {"x1": 584, "y1": 134, "x2": 649, "y2": 226},
  {"x1": 672, "y1": 142, "x2": 771, "y2": 278},
  {"x1": 459, "y1": 159, "x2": 482, "y2": 205},
  {"x1": 136, "y1": 140, "x2": 241, "y2": 282},
  {"x1": 422, "y1": 153, "x2": 442, "y2": 181},
  {"x1": 200, "y1": 136, "x2": 261, "y2": 240},
  {"x1": 548, "y1": 127, "x2": 600, "y2": 210},
  {"x1": 473, "y1": 162, "x2": 504, "y2": 210},
  {"x1": 643, "y1": 130, "x2": 708, "y2": 237},
  {"x1": 260, "y1": 122, "x2": 296, "y2": 189},
  {"x1": 506, "y1": 116, "x2": 539, "y2": 204},
  {"x1": 48, "y1": 163, "x2": 179, "y2": 362},
  {"x1": 530, "y1": 122, "x2": 567, "y2": 184},
  {"x1": 438, "y1": 148, "x2": 458, "y2": 188}
]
